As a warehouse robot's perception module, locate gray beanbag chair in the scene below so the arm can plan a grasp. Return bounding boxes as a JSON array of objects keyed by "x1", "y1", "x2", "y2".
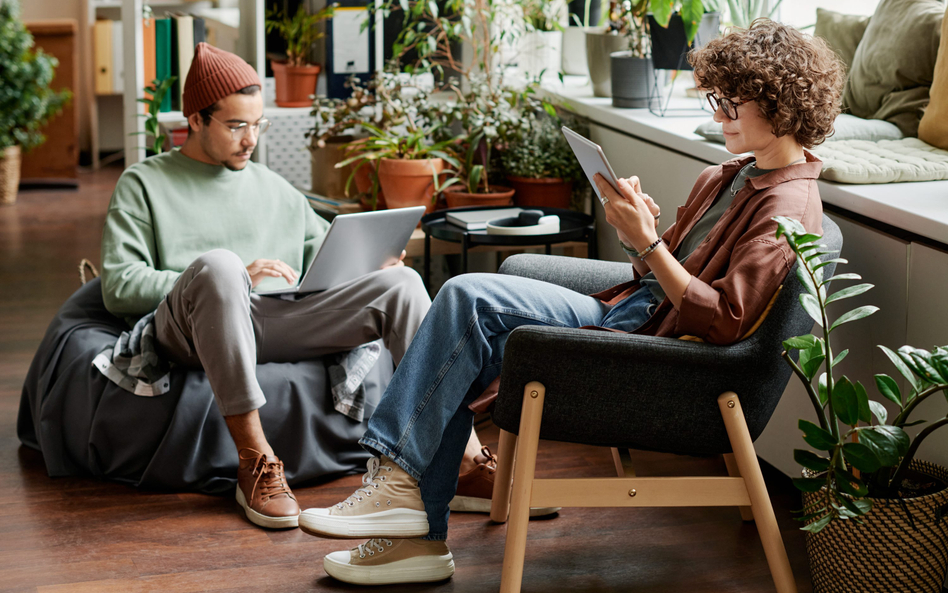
[{"x1": 17, "y1": 278, "x2": 392, "y2": 494}]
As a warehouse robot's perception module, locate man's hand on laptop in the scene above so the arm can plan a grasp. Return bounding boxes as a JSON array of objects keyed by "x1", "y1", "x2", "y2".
[
  {"x1": 381, "y1": 250, "x2": 407, "y2": 269},
  {"x1": 246, "y1": 259, "x2": 299, "y2": 288}
]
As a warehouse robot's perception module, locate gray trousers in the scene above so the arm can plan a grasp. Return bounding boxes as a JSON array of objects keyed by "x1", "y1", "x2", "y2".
[{"x1": 155, "y1": 249, "x2": 431, "y2": 416}]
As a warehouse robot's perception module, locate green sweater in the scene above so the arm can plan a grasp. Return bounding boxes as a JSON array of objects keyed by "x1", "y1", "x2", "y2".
[{"x1": 100, "y1": 149, "x2": 329, "y2": 317}]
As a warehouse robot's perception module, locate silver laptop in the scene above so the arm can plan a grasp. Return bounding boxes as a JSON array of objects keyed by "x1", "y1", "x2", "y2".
[{"x1": 255, "y1": 206, "x2": 426, "y2": 295}]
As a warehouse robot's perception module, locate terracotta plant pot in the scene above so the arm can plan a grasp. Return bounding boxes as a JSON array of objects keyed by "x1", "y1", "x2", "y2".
[
  {"x1": 309, "y1": 135, "x2": 354, "y2": 199},
  {"x1": 271, "y1": 60, "x2": 321, "y2": 108},
  {"x1": 355, "y1": 160, "x2": 387, "y2": 210},
  {"x1": 377, "y1": 157, "x2": 444, "y2": 214},
  {"x1": 0, "y1": 145, "x2": 21, "y2": 206},
  {"x1": 507, "y1": 176, "x2": 573, "y2": 209},
  {"x1": 443, "y1": 185, "x2": 516, "y2": 209}
]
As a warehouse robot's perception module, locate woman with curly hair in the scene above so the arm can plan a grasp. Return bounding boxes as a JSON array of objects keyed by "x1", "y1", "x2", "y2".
[{"x1": 299, "y1": 18, "x2": 845, "y2": 585}]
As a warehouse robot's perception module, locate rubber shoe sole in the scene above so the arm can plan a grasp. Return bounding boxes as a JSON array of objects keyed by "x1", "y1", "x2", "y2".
[
  {"x1": 299, "y1": 508, "x2": 429, "y2": 539},
  {"x1": 449, "y1": 494, "x2": 561, "y2": 518},
  {"x1": 236, "y1": 488, "x2": 299, "y2": 529},
  {"x1": 323, "y1": 550, "x2": 455, "y2": 584}
]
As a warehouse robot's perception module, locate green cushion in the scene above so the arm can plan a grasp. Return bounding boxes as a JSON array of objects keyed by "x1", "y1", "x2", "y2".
[
  {"x1": 814, "y1": 8, "x2": 871, "y2": 73},
  {"x1": 843, "y1": 0, "x2": 945, "y2": 138},
  {"x1": 694, "y1": 114, "x2": 904, "y2": 145}
]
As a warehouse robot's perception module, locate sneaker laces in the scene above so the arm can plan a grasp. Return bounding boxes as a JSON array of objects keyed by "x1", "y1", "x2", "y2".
[
  {"x1": 336, "y1": 457, "x2": 393, "y2": 509},
  {"x1": 356, "y1": 538, "x2": 393, "y2": 559},
  {"x1": 478, "y1": 446, "x2": 497, "y2": 474},
  {"x1": 241, "y1": 451, "x2": 293, "y2": 502}
]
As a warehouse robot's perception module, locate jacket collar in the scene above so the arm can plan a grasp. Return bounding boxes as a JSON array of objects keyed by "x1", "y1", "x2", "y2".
[{"x1": 743, "y1": 150, "x2": 823, "y2": 190}]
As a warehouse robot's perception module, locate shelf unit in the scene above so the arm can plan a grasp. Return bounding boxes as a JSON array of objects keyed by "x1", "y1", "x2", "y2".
[{"x1": 84, "y1": 0, "x2": 385, "y2": 169}]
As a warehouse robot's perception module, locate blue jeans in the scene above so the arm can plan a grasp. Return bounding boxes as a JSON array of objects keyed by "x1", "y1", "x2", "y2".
[{"x1": 359, "y1": 273, "x2": 656, "y2": 540}]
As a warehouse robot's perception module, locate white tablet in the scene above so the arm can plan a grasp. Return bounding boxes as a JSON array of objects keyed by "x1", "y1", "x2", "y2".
[{"x1": 561, "y1": 126, "x2": 621, "y2": 206}]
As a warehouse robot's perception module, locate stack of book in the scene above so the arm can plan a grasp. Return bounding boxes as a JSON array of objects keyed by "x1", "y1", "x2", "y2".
[
  {"x1": 94, "y1": 15, "x2": 206, "y2": 112},
  {"x1": 301, "y1": 190, "x2": 364, "y2": 218}
]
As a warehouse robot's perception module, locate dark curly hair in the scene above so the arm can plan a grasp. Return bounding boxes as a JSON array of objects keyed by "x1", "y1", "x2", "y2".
[{"x1": 689, "y1": 19, "x2": 845, "y2": 148}]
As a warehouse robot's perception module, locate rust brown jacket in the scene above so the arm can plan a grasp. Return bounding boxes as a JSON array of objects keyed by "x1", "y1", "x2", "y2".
[{"x1": 591, "y1": 151, "x2": 824, "y2": 345}]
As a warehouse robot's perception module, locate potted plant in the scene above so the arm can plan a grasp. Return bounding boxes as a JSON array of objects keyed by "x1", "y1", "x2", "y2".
[
  {"x1": 724, "y1": 0, "x2": 784, "y2": 29},
  {"x1": 502, "y1": 112, "x2": 585, "y2": 209},
  {"x1": 0, "y1": 2, "x2": 70, "y2": 205},
  {"x1": 563, "y1": 0, "x2": 602, "y2": 76},
  {"x1": 338, "y1": 122, "x2": 460, "y2": 214},
  {"x1": 584, "y1": 1, "x2": 635, "y2": 98},
  {"x1": 265, "y1": 3, "x2": 334, "y2": 107},
  {"x1": 518, "y1": 0, "x2": 567, "y2": 82},
  {"x1": 774, "y1": 216, "x2": 948, "y2": 593}
]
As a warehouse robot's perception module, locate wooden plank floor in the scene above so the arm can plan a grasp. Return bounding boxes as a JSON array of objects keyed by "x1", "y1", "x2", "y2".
[{"x1": 0, "y1": 165, "x2": 814, "y2": 593}]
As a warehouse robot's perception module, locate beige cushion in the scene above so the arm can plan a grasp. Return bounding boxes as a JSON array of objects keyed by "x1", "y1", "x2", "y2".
[
  {"x1": 811, "y1": 138, "x2": 948, "y2": 183},
  {"x1": 843, "y1": 0, "x2": 945, "y2": 138},
  {"x1": 919, "y1": 4, "x2": 948, "y2": 149},
  {"x1": 814, "y1": 8, "x2": 871, "y2": 74},
  {"x1": 695, "y1": 114, "x2": 904, "y2": 144}
]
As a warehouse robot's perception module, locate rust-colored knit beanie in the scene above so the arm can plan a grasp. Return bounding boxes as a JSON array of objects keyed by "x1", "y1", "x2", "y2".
[{"x1": 183, "y1": 43, "x2": 262, "y2": 117}]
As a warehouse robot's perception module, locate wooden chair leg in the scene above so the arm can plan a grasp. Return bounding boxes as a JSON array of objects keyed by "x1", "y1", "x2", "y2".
[
  {"x1": 500, "y1": 381, "x2": 546, "y2": 593},
  {"x1": 718, "y1": 392, "x2": 798, "y2": 593},
  {"x1": 491, "y1": 428, "x2": 518, "y2": 523},
  {"x1": 723, "y1": 453, "x2": 755, "y2": 521},
  {"x1": 610, "y1": 447, "x2": 625, "y2": 477}
]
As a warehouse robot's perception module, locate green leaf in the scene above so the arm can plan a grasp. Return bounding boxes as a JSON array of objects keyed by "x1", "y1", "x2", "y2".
[
  {"x1": 834, "y1": 467, "x2": 868, "y2": 497},
  {"x1": 855, "y1": 380, "x2": 871, "y2": 424},
  {"x1": 772, "y1": 216, "x2": 807, "y2": 239},
  {"x1": 795, "y1": 266, "x2": 819, "y2": 298},
  {"x1": 831, "y1": 377, "x2": 860, "y2": 426},
  {"x1": 794, "y1": 449, "x2": 831, "y2": 472},
  {"x1": 822, "y1": 273, "x2": 862, "y2": 285},
  {"x1": 799, "y1": 342, "x2": 825, "y2": 381},
  {"x1": 799, "y1": 419, "x2": 837, "y2": 451},
  {"x1": 859, "y1": 425, "x2": 909, "y2": 466},
  {"x1": 874, "y1": 374, "x2": 903, "y2": 407},
  {"x1": 879, "y1": 345, "x2": 920, "y2": 393},
  {"x1": 801, "y1": 514, "x2": 833, "y2": 533},
  {"x1": 868, "y1": 400, "x2": 888, "y2": 425},
  {"x1": 842, "y1": 442, "x2": 882, "y2": 473},
  {"x1": 902, "y1": 346, "x2": 945, "y2": 383},
  {"x1": 799, "y1": 293, "x2": 823, "y2": 327},
  {"x1": 813, "y1": 258, "x2": 847, "y2": 272},
  {"x1": 829, "y1": 305, "x2": 878, "y2": 332},
  {"x1": 783, "y1": 334, "x2": 818, "y2": 351},
  {"x1": 680, "y1": 0, "x2": 705, "y2": 43},
  {"x1": 832, "y1": 349, "x2": 849, "y2": 367},
  {"x1": 792, "y1": 477, "x2": 827, "y2": 493},
  {"x1": 825, "y1": 283, "x2": 873, "y2": 305},
  {"x1": 818, "y1": 373, "x2": 828, "y2": 406}
]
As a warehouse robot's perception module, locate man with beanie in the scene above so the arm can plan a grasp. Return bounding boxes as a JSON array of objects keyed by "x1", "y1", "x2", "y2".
[{"x1": 98, "y1": 43, "x2": 440, "y2": 529}]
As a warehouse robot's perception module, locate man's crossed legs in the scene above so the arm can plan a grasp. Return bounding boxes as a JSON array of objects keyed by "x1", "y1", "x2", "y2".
[{"x1": 153, "y1": 249, "x2": 499, "y2": 527}]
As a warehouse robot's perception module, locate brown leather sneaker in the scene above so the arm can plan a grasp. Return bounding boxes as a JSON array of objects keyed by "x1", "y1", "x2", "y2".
[
  {"x1": 299, "y1": 457, "x2": 428, "y2": 539},
  {"x1": 449, "y1": 446, "x2": 560, "y2": 517},
  {"x1": 236, "y1": 448, "x2": 300, "y2": 529},
  {"x1": 323, "y1": 538, "x2": 454, "y2": 585}
]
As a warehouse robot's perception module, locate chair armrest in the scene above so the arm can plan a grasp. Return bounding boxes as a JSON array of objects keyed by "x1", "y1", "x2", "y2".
[{"x1": 498, "y1": 254, "x2": 635, "y2": 295}]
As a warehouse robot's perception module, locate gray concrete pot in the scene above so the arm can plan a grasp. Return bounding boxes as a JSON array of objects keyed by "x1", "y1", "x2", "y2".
[
  {"x1": 610, "y1": 51, "x2": 654, "y2": 108},
  {"x1": 584, "y1": 30, "x2": 629, "y2": 97}
]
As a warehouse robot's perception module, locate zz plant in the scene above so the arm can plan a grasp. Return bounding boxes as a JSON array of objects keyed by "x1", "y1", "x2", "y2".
[{"x1": 774, "y1": 216, "x2": 948, "y2": 533}]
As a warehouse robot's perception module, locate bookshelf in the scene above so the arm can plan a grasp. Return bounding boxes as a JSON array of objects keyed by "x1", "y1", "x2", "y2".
[{"x1": 85, "y1": 0, "x2": 385, "y2": 170}]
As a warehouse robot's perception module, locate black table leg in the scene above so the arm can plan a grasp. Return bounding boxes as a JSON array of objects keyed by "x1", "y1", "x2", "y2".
[
  {"x1": 545, "y1": 243, "x2": 552, "y2": 255},
  {"x1": 587, "y1": 225, "x2": 598, "y2": 259}
]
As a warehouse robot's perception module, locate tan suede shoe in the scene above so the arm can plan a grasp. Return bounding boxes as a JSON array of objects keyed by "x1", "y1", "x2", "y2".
[
  {"x1": 299, "y1": 457, "x2": 428, "y2": 539},
  {"x1": 236, "y1": 448, "x2": 299, "y2": 529},
  {"x1": 449, "y1": 446, "x2": 560, "y2": 517},
  {"x1": 323, "y1": 538, "x2": 454, "y2": 585}
]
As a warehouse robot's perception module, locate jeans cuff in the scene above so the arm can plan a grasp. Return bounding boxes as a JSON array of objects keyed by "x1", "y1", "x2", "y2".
[
  {"x1": 423, "y1": 533, "x2": 447, "y2": 542},
  {"x1": 358, "y1": 437, "x2": 424, "y2": 482}
]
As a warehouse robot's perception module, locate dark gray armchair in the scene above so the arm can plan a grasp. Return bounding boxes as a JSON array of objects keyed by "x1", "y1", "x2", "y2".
[{"x1": 488, "y1": 214, "x2": 842, "y2": 593}]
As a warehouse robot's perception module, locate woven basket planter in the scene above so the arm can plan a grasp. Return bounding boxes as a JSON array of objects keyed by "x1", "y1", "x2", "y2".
[
  {"x1": 803, "y1": 459, "x2": 948, "y2": 593},
  {"x1": 0, "y1": 145, "x2": 21, "y2": 205}
]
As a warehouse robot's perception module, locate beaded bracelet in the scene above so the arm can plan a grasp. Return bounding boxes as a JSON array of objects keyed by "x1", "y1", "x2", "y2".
[{"x1": 638, "y1": 238, "x2": 664, "y2": 260}]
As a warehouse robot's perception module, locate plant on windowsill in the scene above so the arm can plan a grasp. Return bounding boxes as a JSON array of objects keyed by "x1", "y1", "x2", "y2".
[
  {"x1": 337, "y1": 122, "x2": 461, "y2": 214},
  {"x1": 502, "y1": 111, "x2": 586, "y2": 209},
  {"x1": 517, "y1": 0, "x2": 568, "y2": 82},
  {"x1": 265, "y1": 2, "x2": 335, "y2": 107},
  {"x1": 0, "y1": 1, "x2": 71, "y2": 205},
  {"x1": 773, "y1": 216, "x2": 948, "y2": 593}
]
